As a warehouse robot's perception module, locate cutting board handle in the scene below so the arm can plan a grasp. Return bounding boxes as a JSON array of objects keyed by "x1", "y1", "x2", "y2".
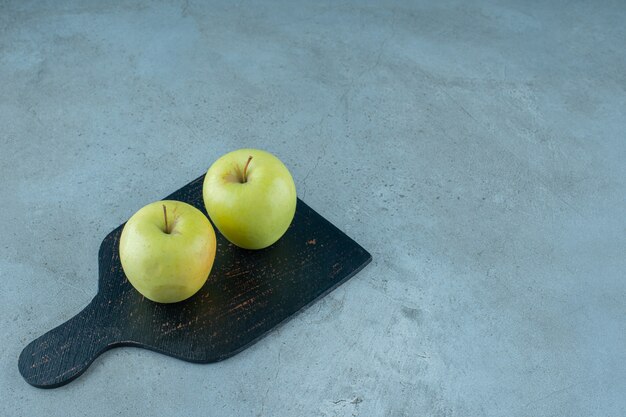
[{"x1": 18, "y1": 298, "x2": 121, "y2": 388}]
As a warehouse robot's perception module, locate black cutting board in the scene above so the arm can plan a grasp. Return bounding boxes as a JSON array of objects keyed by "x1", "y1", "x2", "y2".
[{"x1": 18, "y1": 174, "x2": 372, "y2": 388}]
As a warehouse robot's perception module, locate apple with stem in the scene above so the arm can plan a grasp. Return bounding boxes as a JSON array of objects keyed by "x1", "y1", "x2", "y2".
[
  {"x1": 119, "y1": 200, "x2": 216, "y2": 303},
  {"x1": 203, "y1": 148, "x2": 297, "y2": 250}
]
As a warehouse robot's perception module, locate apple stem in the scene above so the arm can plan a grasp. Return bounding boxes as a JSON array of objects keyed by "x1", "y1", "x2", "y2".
[
  {"x1": 242, "y1": 155, "x2": 253, "y2": 183},
  {"x1": 163, "y1": 204, "x2": 170, "y2": 234}
]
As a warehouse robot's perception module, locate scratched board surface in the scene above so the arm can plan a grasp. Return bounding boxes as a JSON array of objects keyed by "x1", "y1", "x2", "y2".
[{"x1": 18, "y1": 175, "x2": 372, "y2": 388}]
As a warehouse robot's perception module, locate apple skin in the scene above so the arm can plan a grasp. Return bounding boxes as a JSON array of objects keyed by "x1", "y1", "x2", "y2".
[
  {"x1": 119, "y1": 200, "x2": 216, "y2": 303},
  {"x1": 203, "y1": 149, "x2": 297, "y2": 250}
]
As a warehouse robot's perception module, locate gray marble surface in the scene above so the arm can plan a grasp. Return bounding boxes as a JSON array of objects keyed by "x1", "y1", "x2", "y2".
[{"x1": 1, "y1": 1, "x2": 625, "y2": 416}]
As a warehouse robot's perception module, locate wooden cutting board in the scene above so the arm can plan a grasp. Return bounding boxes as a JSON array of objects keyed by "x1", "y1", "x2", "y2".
[{"x1": 18, "y1": 174, "x2": 372, "y2": 388}]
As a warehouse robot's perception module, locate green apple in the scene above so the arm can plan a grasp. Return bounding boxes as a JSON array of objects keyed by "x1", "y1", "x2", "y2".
[
  {"x1": 203, "y1": 148, "x2": 297, "y2": 250},
  {"x1": 119, "y1": 200, "x2": 216, "y2": 303}
]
